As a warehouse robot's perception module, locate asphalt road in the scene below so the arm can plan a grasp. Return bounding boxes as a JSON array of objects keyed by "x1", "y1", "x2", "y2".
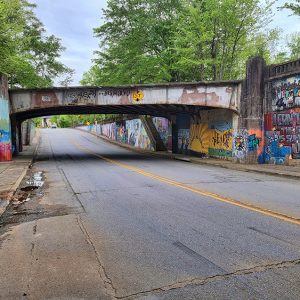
[{"x1": 0, "y1": 128, "x2": 300, "y2": 300}]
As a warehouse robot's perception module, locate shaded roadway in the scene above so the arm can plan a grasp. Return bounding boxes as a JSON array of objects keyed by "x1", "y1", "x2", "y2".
[{"x1": 0, "y1": 128, "x2": 299, "y2": 299}]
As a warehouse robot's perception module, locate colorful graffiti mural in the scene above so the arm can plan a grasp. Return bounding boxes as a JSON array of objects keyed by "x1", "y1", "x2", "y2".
[
  {"x1": 0, "y1": 97, "x2": 12, "y2": 161},
  {"x1": 79, "y1": 118, "x2": 154, "y2": 151},
  {"x1": 101, "y1": 122, "x2": 116, "y2": 140},
  {"x1": 152, "y1": 117, "x2": 172, "y2": 150},
  {"x1": 264, "y1": 131, "x2": 291, "y2": 164},
  {"x1": 208, "y1": 121, "x2": 232, "y2": 157},
  {"x1": 264, "y1": 109, "x2": 300, "y2": 163},
  {"x1": 189, "y1": 123, "x2": 209, "y2": 155},
  {"x1": 178, "y1": 129, "x2": 190, "y2": 155},
  {"x1": 233, "y1": 129, "x2": 248, "y2": 160},
  {"x1": 126, "y1": 119, "x2": 153, "y2": 150},
  {"x1": 116, "y1": 122, "x2": 126, "y2": 144},
  {"x1": 248, "y1": 129, "x2": 263, "y2": 155},
  {"x1": 189, "y1": 121, "x2": 233, "y2": 158},
  {"x1": 272, "y1": 75, "x2": 300, "y2": 111}
]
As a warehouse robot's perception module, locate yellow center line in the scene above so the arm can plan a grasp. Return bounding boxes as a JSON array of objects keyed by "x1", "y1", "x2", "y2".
[{"x1": 68, "y1": 136, "x2": 300, "y2": 226}]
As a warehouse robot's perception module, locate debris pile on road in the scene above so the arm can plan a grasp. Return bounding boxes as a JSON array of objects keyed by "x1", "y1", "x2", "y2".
[{"x1": 10, "y1": 172, "x2": 44, "y2": 207}]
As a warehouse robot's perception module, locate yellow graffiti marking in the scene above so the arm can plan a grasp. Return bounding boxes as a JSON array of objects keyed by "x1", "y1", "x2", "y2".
[
  {"x1": 189, "y1": 123, "x2": 233, "y2": 155},
  {"x1": 132, "y1": 90, "x2": 144, "y2": 102},
  {"x1": 68, "y1": 136, "x2": 300, "y2": 227}
]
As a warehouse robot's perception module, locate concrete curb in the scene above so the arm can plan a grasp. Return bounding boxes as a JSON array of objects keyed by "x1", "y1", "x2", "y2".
[
  {"x1": 0, "y1": 129, "x2": 41, "y2": 218},
  {"x1": 77, "y1": 128, "x2": 300, "y2": 181}
]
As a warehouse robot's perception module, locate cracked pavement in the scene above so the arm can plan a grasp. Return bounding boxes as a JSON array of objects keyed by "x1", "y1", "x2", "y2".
[{"x1": 0, "y1": 128, "x2": 299, "y2": 300}]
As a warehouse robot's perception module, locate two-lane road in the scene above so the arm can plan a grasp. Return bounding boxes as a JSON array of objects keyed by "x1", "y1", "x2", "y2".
[{"x1": 0, "y1": 128, "x2": 299, "y2": 300}]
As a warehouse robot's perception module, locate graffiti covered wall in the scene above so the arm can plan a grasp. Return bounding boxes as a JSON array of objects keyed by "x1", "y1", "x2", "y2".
[
  {"x1": 264, "y1": 109, "x2": 300, "y2": 164},
  {"x1": 126, "y1": 119, "x2": 153, "y2": 150},
  {"x1": 152, "y1": 117, "x2": 172, "y2": 151},
  {"x1": 272, "y1": 75, "x2": 300, "y2": 111},
  {"x1": 208, "y1": 120, "x2": 233, "y2": 157},
  {"x1": 0, "y1": 97, "x2": 12, "y2": 161},
  {"x1": 189, "y1": 123, "x2": 209, "y2": 156},
  {"x1": 78, "y1": 117, "x2": 171, "y2": 151},
  {"x1": 189, "y1": 110, "x2": 235, "y2": 158},
  {"x1": 233, "y1": 129, "x2": 248, "y2": 160}
]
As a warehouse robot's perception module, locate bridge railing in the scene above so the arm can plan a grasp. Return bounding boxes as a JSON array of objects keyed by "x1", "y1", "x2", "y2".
[{"x1": 266, "y1": 58, "x2": 300, "y2": 80}]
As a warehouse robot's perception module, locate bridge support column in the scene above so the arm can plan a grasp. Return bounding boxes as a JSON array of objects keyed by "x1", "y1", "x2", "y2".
[
  {"x1": 0, "y1": 74, "x2": 12, "y2": 161},
  {"x1": 171, "y1": 116, "x2": 178, "y2": 154},
  {"x1": 25, "y1": 120, "x2": 31, "y2": 145},
  {"x1": 10, "y1": 116, "x2": 18, "y2": 155},
  {"x1": 237, "y1": 56, "x2": 266, "y2": 164},
  {"x1": 17, "y1": 122, "x2": 23, "y2": 153}
]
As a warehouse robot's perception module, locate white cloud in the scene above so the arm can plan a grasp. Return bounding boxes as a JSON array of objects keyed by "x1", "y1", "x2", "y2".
[{"x1": 32, "y1": 0, "x2": 106, "y2": 85}]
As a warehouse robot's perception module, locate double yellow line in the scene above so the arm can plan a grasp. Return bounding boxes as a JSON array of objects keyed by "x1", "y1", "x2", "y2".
[{"x1": 69, "y1": 136, "x2": 300, "y2": 227}]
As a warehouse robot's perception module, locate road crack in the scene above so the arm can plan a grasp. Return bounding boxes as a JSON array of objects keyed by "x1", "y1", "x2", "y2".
[
  {"x1": 77, "y1": 215, "x2": 117, "y2": 299},
  {"x1": 58, "y1": 167, "x2": 86, "y2": 213},
  {"x1": 118, "y1": 259, "x2": 300, "y2": 299}
]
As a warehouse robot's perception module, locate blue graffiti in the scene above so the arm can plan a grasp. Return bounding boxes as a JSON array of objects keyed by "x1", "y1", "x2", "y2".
[
  {"x1": 265, "y1": 140, "x2": 291, "y2": 165},
  {"x1": 0, "y1": 130, "x2": 11, "y2": 143},
  {"x1": 248, "y1": 134, "x2": 260, "y2": 151}
]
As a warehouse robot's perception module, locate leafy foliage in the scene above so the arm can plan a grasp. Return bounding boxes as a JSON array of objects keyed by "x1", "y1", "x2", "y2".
[
  {"x1": 82, "y1": 0, "x2": 281, "y2": 85},
  {"x1": 82, "y1": 0, "x2": 182, "y2": 85},
  {"x1": 172, "y1": 0, "x2": 277, "y2": 80},
  {"x1": 49, "y1": 114, "x2": 117, "y2": 128},
  {"x1": 0, "y1": 0, "x2": 72, "y2": 88}
]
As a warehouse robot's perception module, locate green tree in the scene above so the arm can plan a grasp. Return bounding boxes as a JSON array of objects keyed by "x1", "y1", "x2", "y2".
[
  {"x1": 172, "y1": 0, "x2": 276, "y2": 81},
  {"x1": 49, "y1": 114, "x2": 117, "y2": 128},
  {"x1": 32, "y1": 117, "x2": 42, "y2": 127},
  {"x1": 82, "y1": 0, "x2": 182, "y2": 85},
  {"x1": 0, "y1": 0, "x2": 72, "y2": 88},
  {"x1": 83, "y1": 0, "x2": 278, "y2": 85}
]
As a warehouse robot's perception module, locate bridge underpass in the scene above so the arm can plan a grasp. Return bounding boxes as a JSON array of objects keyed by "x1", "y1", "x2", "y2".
[
  {"x1": 2, "y1": 55, "x2": 300, "y2": 164},
  {"x1": 8, "y1": 81, "x2": 241, "y2": 157}
]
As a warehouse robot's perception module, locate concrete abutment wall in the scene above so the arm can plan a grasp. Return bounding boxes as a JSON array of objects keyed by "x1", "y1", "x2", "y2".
[{"x1": 0, "y1": 75, "x2": 37, "y2": 159}]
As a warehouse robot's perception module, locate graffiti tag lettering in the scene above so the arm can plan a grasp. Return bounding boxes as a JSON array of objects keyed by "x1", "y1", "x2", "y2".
[
  {"x1": 248, "y1": 134, "x2": 260, "y2": 152},
  {"x1": 99, "y1": 89, "x2": 131, "y2": 97},
  {"x1": 65, "y1": 89, "x2": 97, "y2": 104}
]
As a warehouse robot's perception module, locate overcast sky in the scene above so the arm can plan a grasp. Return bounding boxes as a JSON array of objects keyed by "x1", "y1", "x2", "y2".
[{"x1": 32, "y1": 0, "x2": 300, "y2": 86}]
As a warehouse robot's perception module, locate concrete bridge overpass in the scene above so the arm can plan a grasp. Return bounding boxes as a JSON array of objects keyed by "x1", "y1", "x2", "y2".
[
  {"x1": 9, "y1": 81, "x2": 242, "y2": 122},
  {"x1": 2, "y1": 56, "x2": 300, "y2": 164}
]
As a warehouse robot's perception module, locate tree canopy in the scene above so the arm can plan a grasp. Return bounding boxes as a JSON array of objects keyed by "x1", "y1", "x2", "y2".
[
  {"x1": 82, "y1": 0, "x2": 283, "y2": 85},
  {"x1": 0, "y1": 0, "x2": 72, "y2": 88}
]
